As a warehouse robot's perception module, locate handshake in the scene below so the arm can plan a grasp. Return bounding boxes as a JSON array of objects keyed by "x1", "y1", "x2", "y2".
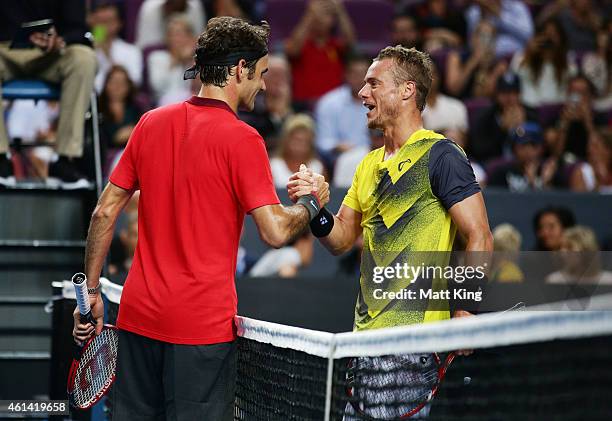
[{"x1": 286, "y1": 164, "x2": 334, "y2": 237}]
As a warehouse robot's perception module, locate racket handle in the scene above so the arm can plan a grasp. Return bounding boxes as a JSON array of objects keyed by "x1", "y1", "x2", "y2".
[{"x1": 71, "y1": 272, "x2": 95, "y2": 325}]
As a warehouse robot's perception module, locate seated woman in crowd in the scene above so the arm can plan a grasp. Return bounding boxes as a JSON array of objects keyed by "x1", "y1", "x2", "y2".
[
  {"x1": 269, "y1": 114, "x2": 325, "y2": 188},
  {"x1": 446, "y1": 20, "x2": 507, "y2": 98},
  {"x1": 581, "y1": 18, "x2": 612, "y2": 112},
  {"x1": 147, "y1": 13, "x2": 196, "y2": 105},
  {"x1": 511, "y1": 18, "x2": 577, "y2": 107},
  {"x1": 546, "y1": 225, "x2": 612, "y2": 284},
  {"x1": 99, "y1": 65, "x2": 142, "y2": 150},
  {"x1": 135, "y1": 0, "x2": 205, "y2": 49},
  {"x1": 570, "y1": 129, "x2": 612, "y2": 193},
  {"x1": 533, "y1": 206, "x2": 576, "y2": 251}
]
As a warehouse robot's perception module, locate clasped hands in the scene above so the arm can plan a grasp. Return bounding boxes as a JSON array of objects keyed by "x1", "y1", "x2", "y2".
[{"x1": 287, "y1": 164, "x2": 330, "y2": 208}]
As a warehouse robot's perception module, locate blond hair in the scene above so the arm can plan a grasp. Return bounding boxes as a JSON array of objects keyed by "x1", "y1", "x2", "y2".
[
  {"x1": 493, "y1": 223, "x2": 522, "y2": 252},
  {"x1": 276, "y1": 114, "x2": 316, "y2": 161},
  {"x1": 563, "y1": 226, "x2": 599, "y2": 252}
]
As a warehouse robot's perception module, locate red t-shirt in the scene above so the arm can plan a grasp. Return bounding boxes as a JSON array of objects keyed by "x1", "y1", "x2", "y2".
[
  {"x1": 109, "y1": 97, "x2": 280, "y2": 345},
  {"x1": 290, "y1": 37, "x2": 345, "y2": 102}
]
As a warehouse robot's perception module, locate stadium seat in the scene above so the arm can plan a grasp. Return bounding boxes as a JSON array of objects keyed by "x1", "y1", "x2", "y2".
[
  {"x1": 537, "y1": 103, "x2": 563, "y2": 128},
  {"x1": 265, "y1": 0, "x2": 307, "y2": 52},
  {"x1": 2, "y1": 79, "x2": 60, "y2": 100},
  {"x1": 123, "y1": 0, "x2": 146, "y2": 43},
  {"x1": 464, "y1": 97, "x2": 492, "y2": 131},
  {"x1": 344, "y1": 0, "x2": 393, "y2": 57}
]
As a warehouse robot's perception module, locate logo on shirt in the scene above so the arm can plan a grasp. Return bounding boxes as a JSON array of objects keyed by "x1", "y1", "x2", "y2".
[{"x1": 398, "y1": 159, "x2": 412, "y2": 172}]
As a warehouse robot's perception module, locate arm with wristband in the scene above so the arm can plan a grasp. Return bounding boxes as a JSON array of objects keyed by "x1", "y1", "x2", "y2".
[{"x1": 288, "y1": 166, "x2": 362, "y2": 254}]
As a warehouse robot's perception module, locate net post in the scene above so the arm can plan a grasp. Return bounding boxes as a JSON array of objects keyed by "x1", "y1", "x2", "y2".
[{"x1": 323, "y1": 338, "x2": 336, "y2": 421}]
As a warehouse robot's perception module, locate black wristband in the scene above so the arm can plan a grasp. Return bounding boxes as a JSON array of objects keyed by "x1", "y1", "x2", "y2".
[
  {"x1": 297, "y1": 193, "x2": 321, "y2": 221},
  {"x1": 310, "y1": 207, "x2": 335, "y2": 237}
]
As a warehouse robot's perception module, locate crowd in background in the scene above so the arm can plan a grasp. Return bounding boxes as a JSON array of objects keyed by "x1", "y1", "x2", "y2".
[{"x1": 2, "y1": 0, "x2": 610, "y2": 278}]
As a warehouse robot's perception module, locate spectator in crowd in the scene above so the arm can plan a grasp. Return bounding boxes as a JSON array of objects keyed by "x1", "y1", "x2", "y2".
[
  {"x1": 570, "y1": 128, "x2": 612, "y2": 192},
  {"x1": 470, "y1": 72, "x2": 538, "y2": 163},
  {"x1": 491, "y1": 223, "x2": 524, "y2": 282},
  {"x1": 285, "y1": 0, "x2": 356, "y2": 107},
  {"x1": 465, "y1": 0, "x2": 534, "y2": 58},
  {"x1": 538, "y1": 0, "x2": 601, "y2": 52},
  {"x1": 422, "y1": 61, "x2": 487, "y2": 185},
  {"x1": 511, "y1": 18, "x2": 577, "y2": 107},
  {"x1": 488, "y1": 121, "x2": 559, "y2": 191},
  {"x1": 6, "y1": 100, "x2": 59, "y2": 179},
  {"x1": 390, "y1": 14, "x2": 422, "y2": 50},
  {"x1": 546, "y1": 225, "x2": 612, "y2": 284},
  {"x1": 315, "y1": 54, "x2": 370, "y2": 158},
  {"x1": 557, "y1": 74, "x2": 607, "y2": 162},
  {"x1": 270, "y1": 114, "x2": 325, "y2": 188},
  {"x1": 0, "y1": 0, "x2": 96, "y2": 188},
  {"x1": 147, "y1": 14, "x2": 196, "y2": 105},
  {"x1": 239, "y1": 55, "x2": 293, "y2": 152},
  {"x1": 423, "y1": 62, "x2": 469, "y2": 145},
  {"x1": 333, "y1": 129, "x2": 385, "y2": 188},
  {"x1": 248, "y1": 231, "x2": 314, "y2": 278},
  {"x1": 135, "y1": 0, "x2": 205, "y2": 49},
  {"x1": 412, "y1": 0, "x2": 467, "y2": 51},
  {"x1": 89, "y1": 2, "x2": 143, "y2": 92},
  {"x1": 533, "y1": 205, "x2": 576, "y2": 251},
  {"x1": 582, "y1": 19, "x2": 612, "y2": 112},
  {"x1": 445, "y1": 20, "x2": 507, "y2": 98},
  {"x1": 98, "y1": 66, "x2": 142, "y2": 157}
]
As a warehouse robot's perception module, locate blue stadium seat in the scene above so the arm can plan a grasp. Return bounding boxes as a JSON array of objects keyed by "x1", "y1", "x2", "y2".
[{"x1": 2, "y1": 79, "x2": 60, "y2": 100}]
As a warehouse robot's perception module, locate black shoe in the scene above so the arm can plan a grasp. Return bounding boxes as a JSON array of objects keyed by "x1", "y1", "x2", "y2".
[
  {"x1": 0, "y1": 154, "x2": 16, "y2": 187},
  {"x1": 47, "y1": 156, "x2": 91, "y2": 190}
]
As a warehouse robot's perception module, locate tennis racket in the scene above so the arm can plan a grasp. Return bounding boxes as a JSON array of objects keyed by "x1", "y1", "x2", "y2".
[
  {"x1": 345, "y1": 302, "x2": 526, "y2": 420},
  {"x1": 67, "y1": 272, "x2": 119, "y2": 409}
]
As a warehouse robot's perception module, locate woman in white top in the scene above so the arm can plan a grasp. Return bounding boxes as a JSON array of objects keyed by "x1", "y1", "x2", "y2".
[
  {"x1": 135, "y1": 0, "x2": 205, "y2": 49},
  {"x1": 269, "y1": 113, "x2": 326, "y2": 188},
  {"x1": 511, "y1": 18, "x2": 576, "y2": 107},
  {"x1": 147, "y1": 13, "x2": 196, "y2": 105},
  {"x1": 546, "y1": 226, "x2": 612, "y2": 285}
]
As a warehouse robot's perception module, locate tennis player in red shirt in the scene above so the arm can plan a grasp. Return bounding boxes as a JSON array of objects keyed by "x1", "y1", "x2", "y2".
[{"x1": 72, "y1": 17, "x2": 329, "y2": 420}]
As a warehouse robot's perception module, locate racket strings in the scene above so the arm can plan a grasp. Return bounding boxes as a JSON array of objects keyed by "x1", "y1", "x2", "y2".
[
  {"x1": 72, "y1": 329, "x2": 119, "y2": 407},
  {"x1": 348, "y1": 354, "x2": 442, "y2": 411}
]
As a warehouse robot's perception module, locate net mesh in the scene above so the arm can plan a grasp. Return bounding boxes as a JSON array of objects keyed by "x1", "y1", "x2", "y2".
[{"x1": 61, "y1": 280, "x2": 612, "y2": 420}]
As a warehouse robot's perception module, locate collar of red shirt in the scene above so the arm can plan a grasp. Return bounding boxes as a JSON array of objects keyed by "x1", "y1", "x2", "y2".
[{"x1": 187, "y1": 96, "x2": 236, "y2": 116}]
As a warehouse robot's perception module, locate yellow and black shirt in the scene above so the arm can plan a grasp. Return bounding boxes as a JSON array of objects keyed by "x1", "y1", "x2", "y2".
[{"x1": 342, "y1": 129, "x2": 480, "y2": 331}]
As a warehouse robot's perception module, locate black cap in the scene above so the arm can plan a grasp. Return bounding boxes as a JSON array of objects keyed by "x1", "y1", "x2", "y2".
[{"x1": 497, "y1": 72, "x2": 521, "y2": 92}]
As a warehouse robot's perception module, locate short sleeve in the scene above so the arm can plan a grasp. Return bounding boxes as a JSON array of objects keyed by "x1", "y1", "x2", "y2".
[
  {"x1": 342, "y1": 159, "x2": 362, "y2": 213},
  {"x1": 231, "y1": 131, "x2": 280, "y2": 213},
  {"x1": 429, "y1": 140, "x2": 481, "y2": 210},
  {"x1": 109, "y1": 113, "x2": 148, "y2": 191}
]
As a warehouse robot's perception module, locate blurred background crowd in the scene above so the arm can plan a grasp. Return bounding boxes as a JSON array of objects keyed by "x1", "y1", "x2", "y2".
[{"x1": 1, "y1": 0, "x2": 611, "y2": 280}]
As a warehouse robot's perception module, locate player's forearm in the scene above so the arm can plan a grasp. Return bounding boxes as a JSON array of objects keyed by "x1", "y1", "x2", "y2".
[
  {"x1": 84, "y1": 207, "x2": 119, "y2": 288},
  {"x1": 465, "y1": 229, "x2": 493, "y2": 253},
  {"x1": 319, "y1": 216, "x2": 355, "y2": 256},
  {"x1": 264, "y1": 205, "x2": 311, "y2": 249}
]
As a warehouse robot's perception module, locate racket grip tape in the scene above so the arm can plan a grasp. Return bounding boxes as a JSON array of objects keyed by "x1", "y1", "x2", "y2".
[{"x1": 71, "y1": 272, "x2": 94, "y2": 324}]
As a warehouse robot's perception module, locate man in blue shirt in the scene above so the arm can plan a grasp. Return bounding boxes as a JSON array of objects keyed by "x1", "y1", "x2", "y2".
[{"x1": 315, "y1": 54, "x2": 371, "y2": 158}]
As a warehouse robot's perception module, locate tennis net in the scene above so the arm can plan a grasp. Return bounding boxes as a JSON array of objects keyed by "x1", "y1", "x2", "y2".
[{"x1": 56, "y1": 279, "x2": 612, "y2": 420}]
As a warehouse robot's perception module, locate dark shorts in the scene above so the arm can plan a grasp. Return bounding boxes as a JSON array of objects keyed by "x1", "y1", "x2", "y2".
[{"x1": 111, "y1": 329, "x2": 236, "y2": 421}]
